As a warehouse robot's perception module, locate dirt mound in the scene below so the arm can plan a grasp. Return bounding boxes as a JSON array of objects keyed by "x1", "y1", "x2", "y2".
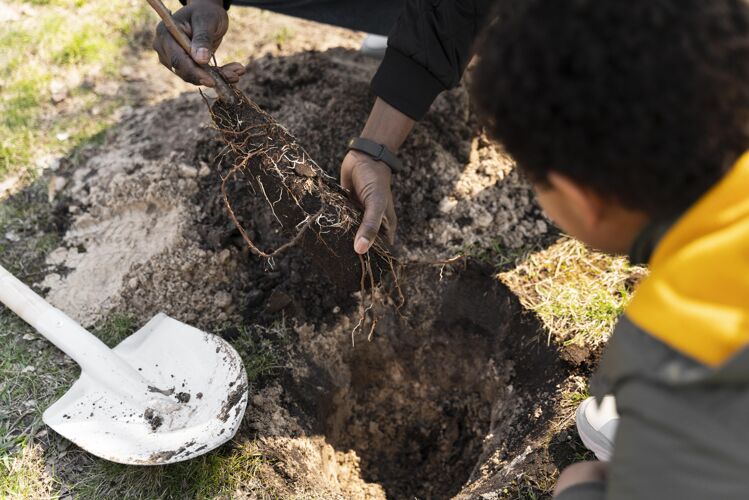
[{"x1": 42, "y1": 47, "x2": 572, "y2": 498}]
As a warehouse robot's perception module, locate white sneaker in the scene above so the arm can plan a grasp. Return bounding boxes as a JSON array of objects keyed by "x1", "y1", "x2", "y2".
[
  {"x1": 575, "y1": 395, "x2": 619, "y2": 462},
  {"x1": 360, "y1": 34, "x2": 388, "y2": 58}
]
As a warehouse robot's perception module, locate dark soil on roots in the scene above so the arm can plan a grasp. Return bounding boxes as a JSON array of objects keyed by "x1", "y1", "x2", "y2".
[{"x1": 210, "y1": 91, "x2": 393, "y2": 292}]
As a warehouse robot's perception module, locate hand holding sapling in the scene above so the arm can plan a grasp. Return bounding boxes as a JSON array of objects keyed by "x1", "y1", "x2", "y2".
[
  {"x1": 341, "y1": 151, "x2": 397, "y2": 253},
  {"x1": 152, "y1": 0, "x2": 244, "y2": 87},
  {"x1": 340, "y1": 97, "x2": 414, "y2": 254}
]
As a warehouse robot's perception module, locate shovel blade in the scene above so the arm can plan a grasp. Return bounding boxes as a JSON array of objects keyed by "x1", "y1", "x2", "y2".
[{"x1": 43, "y1": 313, "x2": 248, "y2": 465}]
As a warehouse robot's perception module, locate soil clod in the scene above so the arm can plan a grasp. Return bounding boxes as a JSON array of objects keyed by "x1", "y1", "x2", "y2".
[{"x1": 143, "y1": 408, "x2": 163, "y2": 431}]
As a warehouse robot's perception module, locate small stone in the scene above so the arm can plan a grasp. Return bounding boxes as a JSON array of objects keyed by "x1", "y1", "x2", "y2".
[
  {"x1": 22, "y1": 333, "x2": 35, "y2": 341},
  {"x1": 4, "y1": 231, "x2": 19, "y2": 242},
  {"x1": 217, "y1": 249, "x2": 231, "y2": 264},
  {"x1": 35, "y1": 155, "x2": 60, "y2": 171},
  {"x1": 47, "y1": 175, "x2": 67, "y2": 202},
  {"x1": 21, "y1": 365, "x2": 35, "y2": 373},
  {"x1": 113, "y1": 105, "x2": 133, "y2": 121},
  {"x1": 438, "y1": 197, "x2": 458, "y2": 213},
  {"x1": 56, "y1": 132, "x2": 69, "y2": 142},
  {"x1": 214, "y1": 291, "x2": 232, "y2": 309},
  {"x1": 49, "y1": 79, "x2": 67, "y2": 103},
  {"x1": 178, "y1": 164, "x2": 198, "y2": 178},
  {"x1": 128, "y1": 277, "x2": 138, "y2": 289},
  {"x1": 198, "y1": 165, "x2": 211, "y2": 177},
  {"x1": 93, "y1": 80, "x2": 119, "y2": 96},
  {"x1": 476, "y1": 212, "x2": 493, "y2": 228}
]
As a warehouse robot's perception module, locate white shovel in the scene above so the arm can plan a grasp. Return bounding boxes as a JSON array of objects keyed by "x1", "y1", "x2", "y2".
[{"x1": 0, "y1": 264, "x2": 249, "y2": 465}]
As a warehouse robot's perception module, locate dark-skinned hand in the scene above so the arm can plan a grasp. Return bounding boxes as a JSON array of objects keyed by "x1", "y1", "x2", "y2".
[
  {"x1": 152, "y1": 0, "x2": 245, "y2": 86},
  {"x1": 340, "y1": 150, "x2": 397, "y2": 254}
]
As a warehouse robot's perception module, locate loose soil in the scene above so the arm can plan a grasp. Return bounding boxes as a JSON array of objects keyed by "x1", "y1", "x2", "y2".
[{"x1": 27, "y1": 14, "x2": 589, "y2": 499}]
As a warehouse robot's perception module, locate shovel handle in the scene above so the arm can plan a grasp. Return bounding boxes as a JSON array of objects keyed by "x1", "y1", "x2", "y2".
[
  {"x1": 146, "y1": 0, "x2": 237, "y2": 104},
  {"x1": 0, "y1": 264, "x2": 148, "y2": 395}
]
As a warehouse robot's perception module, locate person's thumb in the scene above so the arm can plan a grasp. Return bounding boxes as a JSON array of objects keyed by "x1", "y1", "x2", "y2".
[
  {"x1": 354, "y1": 197, "x2": 386, "y2": 254},
  {"x1": 190, "y1": 12, "x2": 216, "y2": 65}
]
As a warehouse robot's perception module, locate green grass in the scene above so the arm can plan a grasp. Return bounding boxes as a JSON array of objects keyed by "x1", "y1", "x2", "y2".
[
  {"x1": 501, "y1": 237, "x2": 647, "y2": 347},
  {"x1": 0, "y1": 172, "x2": 287, "y2": 497},
  {"x1": 0, "y1": 312, "x2": 77, "y2": 455},
  {"x1": 0, "y1": 441, "x2": 58, "y2": 499},
  {"x1": 0, "y1": 308, "x2": 285, "y2": 498},
  {"x1": 92, "y1": 314, "x2": 137, "y2": 347},
  {"x1": 273, "y1": 27, "x2": 294, "y2": 47},
  {"x1": 71, "y1": 442, "x2": 271, "y2": 499},
  {"x1": 232, "y1": 322, "x2": 287, "y2": 382},
  {"x1": 0, "y1": 0, "x2": 152, "y2": 183},
  {"x1": 0, "y1": 180, "x2": 64, "y2": 277}
]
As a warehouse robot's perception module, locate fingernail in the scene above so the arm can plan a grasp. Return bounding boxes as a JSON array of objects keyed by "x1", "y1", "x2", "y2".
[
  {"x1": 354, "y1": 237, "x2": 371, "y2": 254},
  {"x1": 196, "y1": 48, "x2": 209, "y2": 62},
  {"x1": 200, "y1": 78, "x2": 214, "y2": 87}
]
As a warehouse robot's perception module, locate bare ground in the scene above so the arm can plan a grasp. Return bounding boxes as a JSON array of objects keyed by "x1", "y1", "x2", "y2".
[{"x1": 2, "y1": 9, "x2": 599, "y2": 499}]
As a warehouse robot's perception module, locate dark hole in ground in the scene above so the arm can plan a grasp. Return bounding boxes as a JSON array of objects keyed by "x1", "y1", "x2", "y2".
[
  {"x1": 193, "y1": 114, "x2": 565, "y2": 499},
  {"x1": 282, "y1": 262, "x2": 563, "y2": 499},
  {"x1": 185, "y1": 47, "x2": 564, "y2": 498}
]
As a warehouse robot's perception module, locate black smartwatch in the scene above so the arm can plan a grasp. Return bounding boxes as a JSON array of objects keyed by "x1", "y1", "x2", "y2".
[{"x1": 347, "y1": 137, "x2": 402, "y2": 173}]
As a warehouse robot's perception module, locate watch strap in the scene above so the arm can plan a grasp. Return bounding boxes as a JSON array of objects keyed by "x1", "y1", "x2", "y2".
[{"x1": 347, "y1": 137, "x2": 402, "y2": 172}]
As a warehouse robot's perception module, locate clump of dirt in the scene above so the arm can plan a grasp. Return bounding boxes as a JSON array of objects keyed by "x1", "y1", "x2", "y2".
[
  {"x1": 40, "y1": 45, "x2": 574, "y2": 498},
  {"x1": 143, "y1": 408, "x2": 163, "y2": 431}
]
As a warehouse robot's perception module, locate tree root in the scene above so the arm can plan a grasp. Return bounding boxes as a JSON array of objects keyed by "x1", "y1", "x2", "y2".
[{"x1": 208, "y1": 86, "x2": 396, "y2": 293}]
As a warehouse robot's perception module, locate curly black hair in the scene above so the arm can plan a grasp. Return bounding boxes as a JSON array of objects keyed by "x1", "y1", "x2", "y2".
[{"x1": 471, "y1": 0, "x2": 749, "y2": 216}]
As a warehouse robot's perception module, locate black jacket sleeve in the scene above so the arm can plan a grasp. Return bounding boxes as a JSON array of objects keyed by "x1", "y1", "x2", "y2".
[
  {"x1": 179, "y1": 0, "x2": 232, "y2": 10},
  {"x1": 371, "y1": 0, "x2": 493, "y2": 120}
]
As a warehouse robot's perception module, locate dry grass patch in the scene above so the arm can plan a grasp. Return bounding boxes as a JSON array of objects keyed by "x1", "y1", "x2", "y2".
[
  {"x1": 500, "y1": 237, "x2": 647, "y2": 348},
  {"x1": 0, "y1": 441, "x2": 57, "y2": 499}
]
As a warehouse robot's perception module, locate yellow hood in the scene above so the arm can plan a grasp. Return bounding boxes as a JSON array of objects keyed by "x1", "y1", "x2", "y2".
[{"x1": 627, "y1": 152, "x2": 749, "y2": 367}]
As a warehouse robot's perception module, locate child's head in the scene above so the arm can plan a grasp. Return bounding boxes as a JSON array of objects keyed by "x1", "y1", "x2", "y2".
[{"x1": 471, "y1": 0, "x2": 749, "y2": 254}]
